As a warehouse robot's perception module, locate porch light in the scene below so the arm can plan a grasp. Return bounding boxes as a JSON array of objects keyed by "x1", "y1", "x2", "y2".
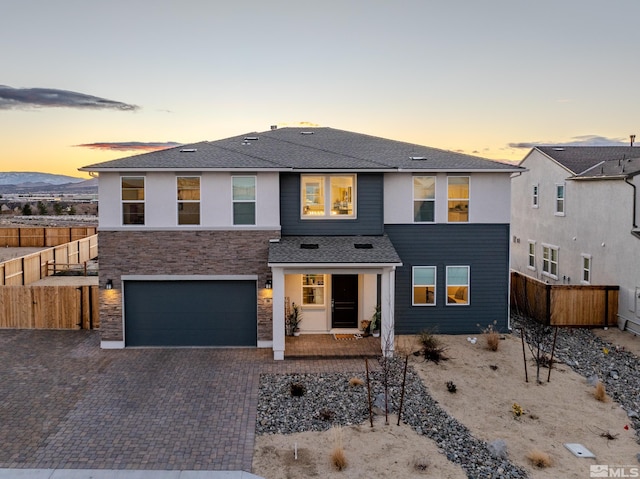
[
  {"x1": 265, "y1": 279, "x2": 272, "y2": 290},
  {"x1": 105, "y1": 279, "x2": 113, "y2": 290}
]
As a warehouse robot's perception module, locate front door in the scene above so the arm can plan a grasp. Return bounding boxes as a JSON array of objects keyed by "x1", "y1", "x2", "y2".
[{"x1": 332, "y1": 274, "x2": 358, "y2": 328}]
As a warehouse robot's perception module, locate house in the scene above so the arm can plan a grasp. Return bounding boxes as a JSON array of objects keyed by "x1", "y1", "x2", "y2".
[
  {"x1": 80, "y1": 127, "x2": 522, "y2": 359},
  {"x1": 510, "y1": 146, "x2": 640, "y2": 333}
]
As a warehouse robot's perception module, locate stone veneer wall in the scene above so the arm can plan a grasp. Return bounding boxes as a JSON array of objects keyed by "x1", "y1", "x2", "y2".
[{"x1": 98, "y1": 229, "x2": 279, "y2": 344}]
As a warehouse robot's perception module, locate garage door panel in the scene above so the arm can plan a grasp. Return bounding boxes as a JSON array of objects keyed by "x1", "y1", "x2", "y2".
[{"x1": 124, "y1": 280, "x2": 257, "y2": 347}]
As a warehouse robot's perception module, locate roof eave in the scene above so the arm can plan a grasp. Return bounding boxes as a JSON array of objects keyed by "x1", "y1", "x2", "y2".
[{"x1": 267, "y1": 262, "x2": 403, "y2": 268}]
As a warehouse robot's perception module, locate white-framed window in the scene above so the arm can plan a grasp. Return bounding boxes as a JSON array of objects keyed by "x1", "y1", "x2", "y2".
[
  {"x1": 177, "y1": 176, "x2": 200, "y2": 225},
  {"x1": 542, "y1": 244, "x2": 559, "y2": 279},
  {"x1": 532, "y1": 184, "x2": 539, "y2": 208},
  {"x1": 446, "y1": 266, "x2": 469, "y2": 305},
  {"x1": 301, "y1": 175, "x2": 355, "y2": 218},
  {"x1": 412, "y1": 266, "x2": 436, "y2": 305},
  {"x1": 527, "y1": 240, "x2": 536, "y2": 270},
  {"x1": 232, "y1": 176, "x2": 256, "y2": 225},
  {"x1": 581, "y1": 254, "x2": 592, "y2": 284},
  {"x1": 447, "y1": 176, "x2": 469, "y2": 222},
  {"x1": 555, "y1": 183, "x2": 565, "y2": 216},
  {"x1": 302, "y1": 274, "x2": 325, "y2": 305},
  {"x1": 413, "y1": 176, "x2": 435, "y2": 222},
  {"x1": 121, "y1": 176, "x2": 145, "y2": 225}
]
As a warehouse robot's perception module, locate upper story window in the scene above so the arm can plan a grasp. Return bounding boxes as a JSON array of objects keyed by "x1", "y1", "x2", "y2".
[
  {"x1": 177, "y1": 176, "x2": 200, "y2": 225},
  {"x1": 232, "y1": 176, "x2": 256, "y2": 225},
  {"x1": 447, "y1": 176, "x2": 469, "y2": 222},
  {"x1": 121, "y1": 176, "x2": 145, "y2": 225},
  {"x1": 532, "y1": 184, "x2": 539, "y2": 208},
  {"x1": 555, "y1": 183, "x2": 565, "y2": 216},
  {"x1": 446, "y1": 266, "x2": 469, "y2": 305},
  {"x1": 413, "y1": 176, "x2": 435, "y2": 222},
  {"x1": 301, "y1": 175, "x2": 355, "y2": 218},
  {"x1": 528, "y1": 241, "x2": 536, "y2": 270},
  {"x1": 542, "y1": 244, "x2": 559, "y2": 279},
  {"x1": 412, "y1": 266, "x2": 436, "y2": 305},
  {"x1": 581, "y1": 254, "x2": 592, "y2": 284},
  {"x1": 302, "y1": 274, "x2": 324, "y2": 305}
]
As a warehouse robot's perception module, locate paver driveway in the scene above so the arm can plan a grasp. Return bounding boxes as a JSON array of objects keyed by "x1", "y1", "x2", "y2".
[{"x1": 0, "y1": 330, "x2": 366, "y2": 472}]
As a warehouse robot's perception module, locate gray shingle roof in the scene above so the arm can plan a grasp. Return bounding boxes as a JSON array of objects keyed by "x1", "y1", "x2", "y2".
[
  {"x1": 268, "y1": 235, "x2": 403, "y2": 265},
  {"x1": 536, "y1": 146, "x2": 640, "y2": 175},
  {"x1": 81, "y1": 127, "x2": 523, "y2": 173},
  {"x1": 573, "y1": 156, "x2": 640, "y2": 179}
]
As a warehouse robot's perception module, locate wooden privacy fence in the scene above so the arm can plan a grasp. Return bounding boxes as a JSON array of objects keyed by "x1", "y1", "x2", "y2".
[
  {"x1": 0, "y1": 234, "x2": 98, "y2": 286},
  {"x1": 511, "y1": 271, "x2": 619, "y2": 327},
  {"x1": 0, "y1": 226, "x2": 97, "y2": 247},
  {"x1": 0, "y1": 285, "x2": 99, "y2": 330}
]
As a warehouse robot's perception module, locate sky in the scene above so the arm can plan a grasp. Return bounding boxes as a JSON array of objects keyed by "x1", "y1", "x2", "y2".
[{"x1": 2, "y1": 0, "x2": 640, "y2": 179}]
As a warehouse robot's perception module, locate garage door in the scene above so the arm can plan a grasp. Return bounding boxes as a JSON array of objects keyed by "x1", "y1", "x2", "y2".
[{"x1": 124, "y1": 280, "x2": 257, "y2": 347}]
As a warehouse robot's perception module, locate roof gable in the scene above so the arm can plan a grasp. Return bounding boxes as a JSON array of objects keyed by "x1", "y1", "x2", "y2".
[{"x1": 535, "y1": 146, "x2": 640, "y2": 175}]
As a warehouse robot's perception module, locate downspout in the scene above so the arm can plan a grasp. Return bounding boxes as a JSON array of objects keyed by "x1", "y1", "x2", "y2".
[{"x1": 625, "y1": 177, "x2": 638, "y2": 229}]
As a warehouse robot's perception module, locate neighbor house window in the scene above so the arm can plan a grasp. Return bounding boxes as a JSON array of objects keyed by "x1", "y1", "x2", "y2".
[
  {"x1": 232, "y1": 176, "x2": 256, "y2": 225},
  {"x1": 446, "y1": 266, "x2": 469, "y2": 305},
  {"x1": 528, "y1": 241, "x2": 536, "y2": 270},
  {"x1": 532, "y1": 184, "x2": 539, "y2": 208},
  {"x1": 302, "y1": 274, "x2": 325, "y2": 305},
  {"x1": 447, "y1": 176, "x2": 469, "y2": 222},
  {"x1": 412, "y1": 266, "x2": 436, "y2": 305},
  {"x1": 542, "y1": 244, "x2": 559, "y2": 278},
  {"x1": 121, "y1": 176, "x2": 145, "y2": 225},
  {"x1": 177, "y1": 176, "x2": 200, "y2": 225},
  {"x1": 301, "y1": 175, "x2": 355, "y2": 218},
  {"x1": 555, "y1": 183, "x2": 565, "y2": 216},
  {"x1": 413, "y1": 176, "x2": 435, "y2": 222},
  {"x1": 581, "y1": 254, "x2": 592, "y2": 284}
]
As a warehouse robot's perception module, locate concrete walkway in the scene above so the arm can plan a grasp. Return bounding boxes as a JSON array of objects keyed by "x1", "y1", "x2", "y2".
[{"x1": 0, "y1": 469, "x2": 263, "y2": 478}]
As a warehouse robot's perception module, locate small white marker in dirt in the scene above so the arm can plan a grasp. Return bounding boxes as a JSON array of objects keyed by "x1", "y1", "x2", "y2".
[{"x1": 294, "y1": 442, "x2": 298, "y2": 460}]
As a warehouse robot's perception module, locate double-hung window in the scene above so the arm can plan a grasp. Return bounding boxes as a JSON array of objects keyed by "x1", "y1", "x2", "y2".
[
  {"x1": 542, "y1": 244, "x2": 559, "y2": 278},
  {"x1": 555, "y1": 183, "x2": 565, "y2": 216},
  {"x1": 232, "y1": 176, "x2": 256, "y2": 225},
  {"x1": 446, "y1": 266, "x2": 469, "y2": 305},
  {"x1": 302, "y1": 274, "x2": 324, "y2": 305},
  {"x1": 412, "y1": 266, "x2": 436, "y2": 305},
  {"x1": 177, "y1": 176, "x2": 200, "y2": 225},
  {"x1": 581, "y1": 254, "x2": 592, "y2": 284},
  {"x1": 121, "y1": 176, "x2": 145, "y2": 225},
  {"x1": 527, "y1": 241, "x2": 536, "y2": 270},
  {"x1": 532, "y1": 184, "x2": 539, "y2": 208},
  {"x1": 301, "y1": 175, "x2": 355, "y2": 218},
  {"x1": 447, "y1": 176, "x2": 469, "y2": 222},
  {"x1": 413, "y1": 176, "x2": 435, "y2": 222}
]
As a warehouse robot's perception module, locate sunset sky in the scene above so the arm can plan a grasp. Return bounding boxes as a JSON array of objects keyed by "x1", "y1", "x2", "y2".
[{"x1": 2, "y1": 0, "x2": 639, "y2": 179}]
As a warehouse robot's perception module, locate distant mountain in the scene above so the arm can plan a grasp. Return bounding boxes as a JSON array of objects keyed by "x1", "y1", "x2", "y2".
[
  {"x1": 0, "y1": 172, "x2": 97, "y2": 194},
  {"x1": 0, "y1": 172, "x2": 86, "y2": 186}
]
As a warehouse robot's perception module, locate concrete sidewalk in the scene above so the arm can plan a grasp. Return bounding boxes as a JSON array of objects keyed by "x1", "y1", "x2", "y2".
[{"x1": 0, "y1": 469, "x2": 263, "y2": 479}]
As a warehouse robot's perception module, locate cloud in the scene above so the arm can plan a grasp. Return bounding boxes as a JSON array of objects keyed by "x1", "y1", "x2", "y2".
[
  {"x1": 0, "y1": 85, "x2": 139, "y2": 111},
  {"x1": 508, "y1": 135, "x2": 628, "y2": 149},
  {"x1": 75, "y1": 142, "x2": 181, "y2": 152}
]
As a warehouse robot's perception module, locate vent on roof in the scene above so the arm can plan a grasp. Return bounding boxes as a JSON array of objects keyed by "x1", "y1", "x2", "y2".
[
  {"x1": 410, "y1": 156, "x2": 429, "y2": 160},
  {"x1": 354, "y1": 243, "x2": 373, "y2": 249},
  {"x1": 552, "y1": 147, "x2": 565, "y2": 151},
  {"x1": 180, "y1": 148, "x2": 197, "y2": 153},
  {"x1": 300, "y1": 131, "x2": 314, "y2": 135},
  {"x1": 244, "y1": 136, "x2": 259, "y2": 141},
  {"x1": 300, "y1": 243, "x2": 319, "y2": 249}
]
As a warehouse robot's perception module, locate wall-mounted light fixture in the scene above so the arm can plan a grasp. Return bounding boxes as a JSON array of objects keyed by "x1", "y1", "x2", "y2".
[
  {"x1": 265, "y1": 279, "x2": 272, "y2": 290},
  {"x1": 106, "y1": 279, "x2": 113, "y2": 290}
]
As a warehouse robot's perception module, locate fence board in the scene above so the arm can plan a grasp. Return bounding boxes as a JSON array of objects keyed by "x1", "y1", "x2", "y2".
[
  {"x1": 68, "y1": 241, "x2": 80, "y2": 264},
  {"x1": 0, "y1": 228, "x2": 20, "y2": 247},
  {"x1": 23, "y1": 254, "x2": 42, "y2": 284},
  {"x1": 18, "y1": 228, "x2": 46, "y2": 247},
  {"x1": 4, "y1": 258, "x2": 24, "y2": 285},
  {"x1": 0, "y1": 263, "x2": 3, "y2": 285}
]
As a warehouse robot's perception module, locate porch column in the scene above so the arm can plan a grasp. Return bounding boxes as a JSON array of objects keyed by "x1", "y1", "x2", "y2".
[
  {"x1": 272, "y1": 267, "x2": 285, "y2": 360},
  {"x1": 381, "y1": 266, "x2": 396, "y2": 357}
]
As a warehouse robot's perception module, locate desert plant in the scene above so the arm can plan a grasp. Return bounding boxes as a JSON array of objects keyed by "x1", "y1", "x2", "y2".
[
  {"x1": 319, "y1": 408, "x2": 336, "y2": 421},
  {"x1": 290, "y1": 382, "x2": 305, "y2": 397},
  {"x1": 418, "y1": 330, "x2": 448, "y2": 364},
  {"x1": 413, "y1": 456, "x2": 430, "y2": 471},
  {"x1": 348, "y1": 376, "x2": 364, "y2": 387},
  {"x1": 446, "y1": 381, "x2": 457, "y2": 393},
  {"x1": 479, "y1": 320, "x2": 500, "y2": 351},
  {"x1": 526, "y1": 449, "x2": 552, "y2": 468},
  {"x1": 370, "y1": 304, "x2": 381, "y2": 333},
  {"x1": 512, "y1": 402, "x2": 524, "y2": 418},
  {"x1": 330, "y1": 426, "x2": 347, "y2": 471},
  {"x1": 286, "y1": 303, "x2": 302, "y2": 336},
  {"x1": 594, "y1": 381, "x2": 609, "y2": 402}
]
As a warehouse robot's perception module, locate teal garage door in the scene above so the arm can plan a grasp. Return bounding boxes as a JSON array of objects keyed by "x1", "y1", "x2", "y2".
[{"x1": 124, "y1": 280, "x2": 257, "y2": 347}]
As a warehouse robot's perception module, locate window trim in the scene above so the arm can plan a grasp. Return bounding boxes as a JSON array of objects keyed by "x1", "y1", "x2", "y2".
[
  {"x1": 301, "y1": 274, "x2": 325, "y2": 306},
  {"x1": 447, "y1": 176, "x2": 470, "y2": 223},
  {"x1": 527, "y1": 240, "x2": 536, "y2": 271},
  {"x1": 121, "y1": 176, "x2": 145, "y2": 226},
  {"x1": 555, "y1": 183, "x2": 565, "y2": 216},
  {"x1": 413, "y1": 175, "x2": 436, "y2": 223},
  {"x1": 446, "y1": 265, "x2": 470, "y2": 306},
  {"x1": 300, "y1": 174, "x2": 357, "y2": 219},
  {"x1": 581, "y1": 253, "x2": 592, "y2": 285},
  {"x1": 412, "y1": 266, "x2": 437, "y2": 306},
  {"x1": 232, "y1": 175, "x2": 257, "y2": 226},
  {"x1": 176, "y1": 176, "x2": 201, "y2": 226},
  {"x1": 541, "y1": 243, "x2": 559, "y2": 280},
  {"x1": 532, "y1": 183, "x2": 539, "y2": 208}
]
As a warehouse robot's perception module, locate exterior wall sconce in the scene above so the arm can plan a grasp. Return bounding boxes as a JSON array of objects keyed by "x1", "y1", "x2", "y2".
[
  {"x1": 106, "y1": 279, "x2": 113, "y2": 290},
  {"x1": 265, "y1": 279, "x2": 272, "y2": 290}
]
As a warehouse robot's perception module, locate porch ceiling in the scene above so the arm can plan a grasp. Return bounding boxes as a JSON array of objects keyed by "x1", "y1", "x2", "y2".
[{"x1": 268, "y1": 235, "x2": 402, "y2": 265}]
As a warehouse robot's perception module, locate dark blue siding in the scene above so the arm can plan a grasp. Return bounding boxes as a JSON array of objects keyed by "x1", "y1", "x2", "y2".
[
  {"x1": 280, "y1": 173, "x2": 384, "y2": 236},
  {"x1": 385, "y1": 224, "x2": 510, "y2": 334}
]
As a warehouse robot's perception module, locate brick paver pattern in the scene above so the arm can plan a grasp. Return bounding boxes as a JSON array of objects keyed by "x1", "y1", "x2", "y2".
[{"x1": 0, "y1": 330, "x2": 373, "y2": 472}]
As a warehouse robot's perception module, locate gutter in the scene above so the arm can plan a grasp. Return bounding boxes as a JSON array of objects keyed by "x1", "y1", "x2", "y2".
[{"x1": 625, "y1": 177, "x2": 638, "y2": 229}]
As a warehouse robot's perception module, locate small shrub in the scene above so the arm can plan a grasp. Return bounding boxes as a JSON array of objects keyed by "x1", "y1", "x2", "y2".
[
  {"x1": 331, "y1": 447, "x2": 347, "y2": 471},
  {"x1": 489, "y1": 364, "x2": 498, "y2": 371},
  {"x1": 479, "y1": 321, "x2": 500, "y2": 351},
  {"x1": 446, "y1": 381, "x2": 457, "y2": 393},
  {"x1": 594, "y1": 381, "x2": 608, "y2": 402},
  {"x1": 319, "y1": 408, "x2": 336, "y2": 421},
  {"x1": 413, "y1": 456, "x2": 430, "y2": 472},
  {"x1": 512, "y1": 402, "x2": 524, "y2": 418},
  {"x1": 526, "y1": 449, "x2": 552, "y2": 468},
  {"x1": 349, "y1": 376, "x2": 364, "y2": 387},
  {"x1": 418, "y1": 330, "x2": 448, "y2": 364},
  {"x1": 290, "y1": 382, "x2": 305, "y2": 397}
]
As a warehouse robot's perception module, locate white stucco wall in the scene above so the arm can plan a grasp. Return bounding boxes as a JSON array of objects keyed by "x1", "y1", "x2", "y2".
[{"x1": 384, "y1": 172, "x2": 511, "y2": 224}]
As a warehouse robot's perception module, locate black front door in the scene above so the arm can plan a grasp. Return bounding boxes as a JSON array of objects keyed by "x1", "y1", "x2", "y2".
[{"x1": 332, "y1": 274, "x2": 358, "y2": 328}]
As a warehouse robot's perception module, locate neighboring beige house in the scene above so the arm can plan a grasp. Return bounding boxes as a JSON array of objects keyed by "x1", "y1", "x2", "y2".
[{"x1": 511, "y1": 146, "x2": 640, "y2": 333}]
